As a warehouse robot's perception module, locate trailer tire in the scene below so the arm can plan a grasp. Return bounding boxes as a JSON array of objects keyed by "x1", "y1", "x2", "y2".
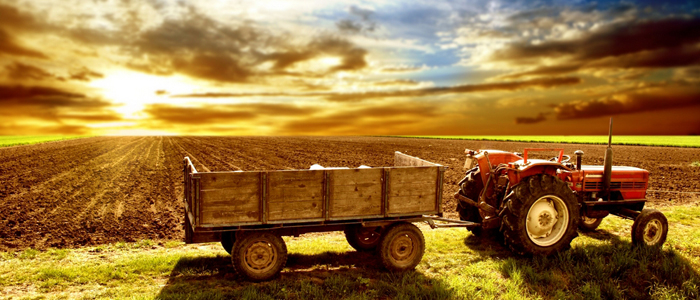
[
  {"x1": 501, "y1": 174, "x2": 579, "y2": 256},
  {"x1": 457, "y1": 169, "x2": 483, "y2": 236},
  {"x1": 631, "y1": 209, "x2": 668, "y2": 248},
  {"x1": 221, "y1": 232, "x2": 235, "y2": 254},
  {"x1": 579, "y1": 216, "x2": 603, "y2": 232},
  {"x1": 378, "y1": 222, "x2": 425, "y2": 272},
  {"x1": 345, "y1": 225, "x2": 383, "y2": 252},
  {"x1": 231, "y1": 232, "x2": 287, "y2": 282}
]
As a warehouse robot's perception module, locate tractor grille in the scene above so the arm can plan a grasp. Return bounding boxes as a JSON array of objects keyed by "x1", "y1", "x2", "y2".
[{"x1": 584, "y1": 181, "x2": 646, "y2": 190}]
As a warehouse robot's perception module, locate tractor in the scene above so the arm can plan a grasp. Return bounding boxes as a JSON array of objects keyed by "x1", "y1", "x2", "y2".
[{"x1": 453, "y1": 120, "x2": 668, "y2": 255}]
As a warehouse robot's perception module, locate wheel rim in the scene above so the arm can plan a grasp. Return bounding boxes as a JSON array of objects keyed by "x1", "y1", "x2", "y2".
[
  {"x1": 356, "y1": 227, "x2": 381, "y2": 246},
  {"x1": 244, "y1": 239, "x2": 277, "y2": 274},
  {"x1": 582, "y1": 216, "x2": 598, "y2": 225},
  {"x1": 643, "y1": 219, "x2": 663, "y2": 245},
  {"x1": 526, "y1": 195, "x2": 569, "y2": 247},
  {"x1": 389, "y1": 233, "x2": 418, "y2": 267}
]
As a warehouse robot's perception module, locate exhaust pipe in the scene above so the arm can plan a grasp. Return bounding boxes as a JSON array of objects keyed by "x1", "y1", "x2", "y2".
[{"x1": 602, "y1": 118, "x2": 613, "y2": 200}]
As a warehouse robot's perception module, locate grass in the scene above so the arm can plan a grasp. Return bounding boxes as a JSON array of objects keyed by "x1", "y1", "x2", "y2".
[
  {"x1": 396, "y1": 136, "x2": 700, "y2": 148},
  {"x1": 0, "y1": 136, "x2": 89, "y2": 148},
  {"x1": 1, "y1": 205, "x2": 699, "y2": 299}
]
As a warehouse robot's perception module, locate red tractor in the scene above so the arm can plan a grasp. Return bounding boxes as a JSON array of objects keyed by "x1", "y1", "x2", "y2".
[{"x1": 454, "y1": 120, "x2": 668, "y2": 255}]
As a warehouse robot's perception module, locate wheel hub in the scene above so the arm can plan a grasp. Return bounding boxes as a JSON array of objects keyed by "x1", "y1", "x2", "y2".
[
  {"x1": 527, "y1": 199, "x2": 559, "y2": 238},
  {"x1": 526, "y1": 195, "x2": 569, "y2": 247},
  {"x1": 391, "y1": 234, "x2": 415, "y2": 262},
  {"x1": 643, "y1": 219, "x2": 662, "y2": 245},
  {"x1": 245, "y1": 241, "x2": 276, "y2": 272}
]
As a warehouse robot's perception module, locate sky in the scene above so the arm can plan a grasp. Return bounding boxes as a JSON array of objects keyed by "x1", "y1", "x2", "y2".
[{"x1": 1, "y1": 0, "x2": 699, "y2": 136}]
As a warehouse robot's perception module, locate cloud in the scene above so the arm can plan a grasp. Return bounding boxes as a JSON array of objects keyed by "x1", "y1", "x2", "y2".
[
  {"x1": 0, "y1": 29, "x2": 46, "y2": 58},
  {"x1": 371, "y1": 79, "x2": 421, "y2": 86},
  {"x1": 68, "y1": 67, "x2": 104, "y2": 82},
  {"x1": 336, "y1": 5, "x2": 376, "y2": 34},
  {"x1": 515, "y1": 112, "x2": 547, "y2": 124},
  {"x1": 492, "y1": 17, "x2": 700, "y2": 78},
  {"x1": 324, "y1": 77, "x2": 581, "y2": 101},
  {"x1": 3, "y1": 62, "x2": 56, "y2": 81},
  {"x1": 144, "y1": 103, "x2": 318, "y2": 125},
  {"x1": 515, "y1": 83, "x2": 700, "y2": 122}
]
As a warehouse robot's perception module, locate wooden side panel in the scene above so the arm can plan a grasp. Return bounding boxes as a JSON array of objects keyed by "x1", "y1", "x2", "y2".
[
  {"x1": 267, "y1": 170, "x2": 324, "y2": 221},
  {"x1": 394, "y1": 151, "x2": 441, "y2": 167},
  {"x1": 198, "y1": 172, "x2": 261, "y2": 225},
  {"x1": 388, "y1": 167, "x2": 438, "y2": 214},
  {"x1": 329, "y1": 168, "x2": 383, "y2": 218}
]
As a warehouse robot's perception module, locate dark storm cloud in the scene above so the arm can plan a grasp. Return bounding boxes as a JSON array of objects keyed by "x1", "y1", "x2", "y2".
[
  {"x1": 0, "y1": 29, "x2": 46, "y2": 58},
  {"x1": 144, "y1": 103, "x2": 318, "y2": 125},
  {"x1": 515, "y1": 112, "x2": 547, "y2": 124},
  {"x1": 170, "y1": 77, "x2": 580, "y2": 101},
  {"x1": 516, "y1": 83, "x2": 700, "y2": 122},
  {"x1": 0, "y1": 84, "x2": 120, "y2": 123},
  {"x1": 494, "y1": 17, "x2": 700, "y2": 78},
  {"x1": 336, "y1": 5, "x2": 377, "y2": 34},
  {"x1": 324, "y1": 77, "x2": 581, "y2": 101},
  {"x1": 336, "y1": 19, "x2": 363, "y2": 33}
]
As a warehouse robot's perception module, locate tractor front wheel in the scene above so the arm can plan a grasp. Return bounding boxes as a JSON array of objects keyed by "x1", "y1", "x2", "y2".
[
  {"x1": 631, "y1": 209, "x2": 668, "y2": 248},
  {"x1": 579, "y1": 216, "x2": 604, "y2": 232},
  {"x1": 378, "y1": 222, "x2": 425, "y2": 272},
  {"x1": 231, "y1": 232, "x2": 288, "y2": 282},
  {"x1": 501, "y1": 174, "x2": 579, "y2": 256}
]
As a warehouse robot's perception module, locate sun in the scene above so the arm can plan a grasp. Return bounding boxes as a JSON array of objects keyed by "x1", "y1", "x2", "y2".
[{"x1": 89, "y1": 70, "x2": 200, "y2": 119}]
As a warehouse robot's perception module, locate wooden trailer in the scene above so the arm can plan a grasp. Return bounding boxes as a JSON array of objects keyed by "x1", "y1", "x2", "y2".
[{"x1": 183, "y1": 152, "x2": 472, "y2": 281}]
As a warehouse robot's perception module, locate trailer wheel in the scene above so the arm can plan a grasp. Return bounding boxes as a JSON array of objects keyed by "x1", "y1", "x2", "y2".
[
  {"x1": 631, "y1": 209, "x2": 668, "y2": 248},
  {"x1": 378, "y1": 222, "x2": 425, "y2": 272},
  {"x1": 457, "y1": 169, "x2": 483, "y2": 236},
  {"x1": 221, "y1": 232, "x2": 235, "y2": 254},
  {"x1": 579, "y1": 216, "x2": 604, "y2": 232},
  {"x1": 345, "y1": 225, "x2": 383, "y2": 252},
  {"x1": 231, "y1": 232, "x2": 287, "y2": 282},
  {"x1": 501, "y1": 174, "x2": 579, "y2": 256}
]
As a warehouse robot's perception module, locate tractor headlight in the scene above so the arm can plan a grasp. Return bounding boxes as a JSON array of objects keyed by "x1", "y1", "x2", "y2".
[{"x1": 464, "y1": 157, "x2": 476, "y2": 169}]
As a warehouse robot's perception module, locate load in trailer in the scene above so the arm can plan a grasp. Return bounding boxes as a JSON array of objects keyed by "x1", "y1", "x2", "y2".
[{"x1": 183, "y1": 152, "x2": 472, "y2": 281}]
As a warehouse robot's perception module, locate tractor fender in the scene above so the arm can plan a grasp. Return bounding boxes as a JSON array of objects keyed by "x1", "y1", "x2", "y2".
[{"x1": 507, "y1": 162, "x2": 570, "y2": 186}]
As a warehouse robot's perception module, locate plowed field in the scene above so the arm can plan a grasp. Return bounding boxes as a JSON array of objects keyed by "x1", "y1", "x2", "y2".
[{"x1": 1, "y1": 136, "x2": 698, "y2": 250}]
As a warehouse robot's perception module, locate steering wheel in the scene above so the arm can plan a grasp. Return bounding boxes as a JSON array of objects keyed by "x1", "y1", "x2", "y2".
[{"x1": 549, "y1": 155, "x2": 571, "y2": 163}]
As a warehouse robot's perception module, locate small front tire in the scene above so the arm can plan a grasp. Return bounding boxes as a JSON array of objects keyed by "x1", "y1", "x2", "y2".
[
  {"x1": 231, "y1": 232, "x2": 287, "y2": 282},
  {"x1": 378, "y1": 223, "x2": 425, "y2": 272},
  {"x1": 579, "y1": 216, "x2": 603, "y2": 232},
  {"x1": 345, "y1": 225, "x2": 383, "y2": 252},
  {"x1": 631, "y1": 209, "x2": 668, "y2": 248}
]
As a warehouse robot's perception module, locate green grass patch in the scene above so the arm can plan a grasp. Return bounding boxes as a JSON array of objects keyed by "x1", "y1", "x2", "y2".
[
  {"x1": 1, "y1": 206, "x2": 699, "y2": 299},
  {"x1": 0, "y1": 135, "x2": 89, "y2": 147},
  {"x1": 395, "y1": 135, "x2": 700, "y2": 148},
  {"x1": 691, "y1": 161, "x2": 700, "y2": 167}
]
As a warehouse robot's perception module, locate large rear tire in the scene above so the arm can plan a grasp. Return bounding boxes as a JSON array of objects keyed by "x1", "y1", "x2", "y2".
[
  {"x1": 231, "y1": 232, "x2": 287, "y2": 282},
  {"x1": 631, "y1": 209, "x2": 668, "y2": 248},
  {"x1": 456, "y1": 169, "x2": 483, "y2": 236},
  {"x1": 378, "y1": 223, "x2": 425, "y2": 272},
  {"x1": 501, "y1": 174, "x2": 579, "y2": 256},
  {"x1": 345, "y1": 225, "x2": 383, "y2": 252}
]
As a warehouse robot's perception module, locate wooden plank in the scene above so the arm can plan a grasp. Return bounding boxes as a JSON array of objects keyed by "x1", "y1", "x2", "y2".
[
  {"x1": 268, "y1": 201, "x2": 323, "y2": 220},
  {"x1": 329, "y1": 168, "x2": 382, "y2": 218},
  {"x1": 267, "y1": 170, "x2": 324, "y2": 221},
  {"x1": 394, "y1": 152, "x2": 441, "y2": 167},
  {"x1": 200, "y1": 188, "x2": 258, "y2": 207},
  {"x1": 198, "y1": 172, "x2": 260, "y2": 190},
  {"x1": 388, "y1": 167, "x2": 438, "y2": 184},
  {"x1": 388, "y1": 167, "x2": 438, "y2": 215}
]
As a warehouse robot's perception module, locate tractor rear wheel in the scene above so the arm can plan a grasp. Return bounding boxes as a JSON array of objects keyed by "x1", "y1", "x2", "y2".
[
  {"x1": 501, "y1": 174, "x2": 579, "y2": 256},
  {"x1": 457, "y1": 169, "x2": 483, "y2": 236},
  {"x1": 378, "y1": 222, "x2": 425, "y2": 272},
  {"x1": 345, "y1": 225, "x2": 383, "y2": 252},
  {"x1": 579, "y1": 216, "x2": 603, "y2": 232},
  {"x1": 631, "y1": 209, "x2": 668, "y2": 248},
  {"x1": 231, "y1": 232, "x2": 287, "y2": 282}
]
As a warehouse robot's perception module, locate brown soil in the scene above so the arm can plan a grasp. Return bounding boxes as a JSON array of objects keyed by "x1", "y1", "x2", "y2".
[{"x1": 1, "y1": 136, "x2": 698, "y2": 251}]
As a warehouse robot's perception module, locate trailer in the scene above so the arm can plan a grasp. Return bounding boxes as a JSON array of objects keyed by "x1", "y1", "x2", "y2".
[{"x1": 183, "y1": 152, "x2": 472, "y2": 281}]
